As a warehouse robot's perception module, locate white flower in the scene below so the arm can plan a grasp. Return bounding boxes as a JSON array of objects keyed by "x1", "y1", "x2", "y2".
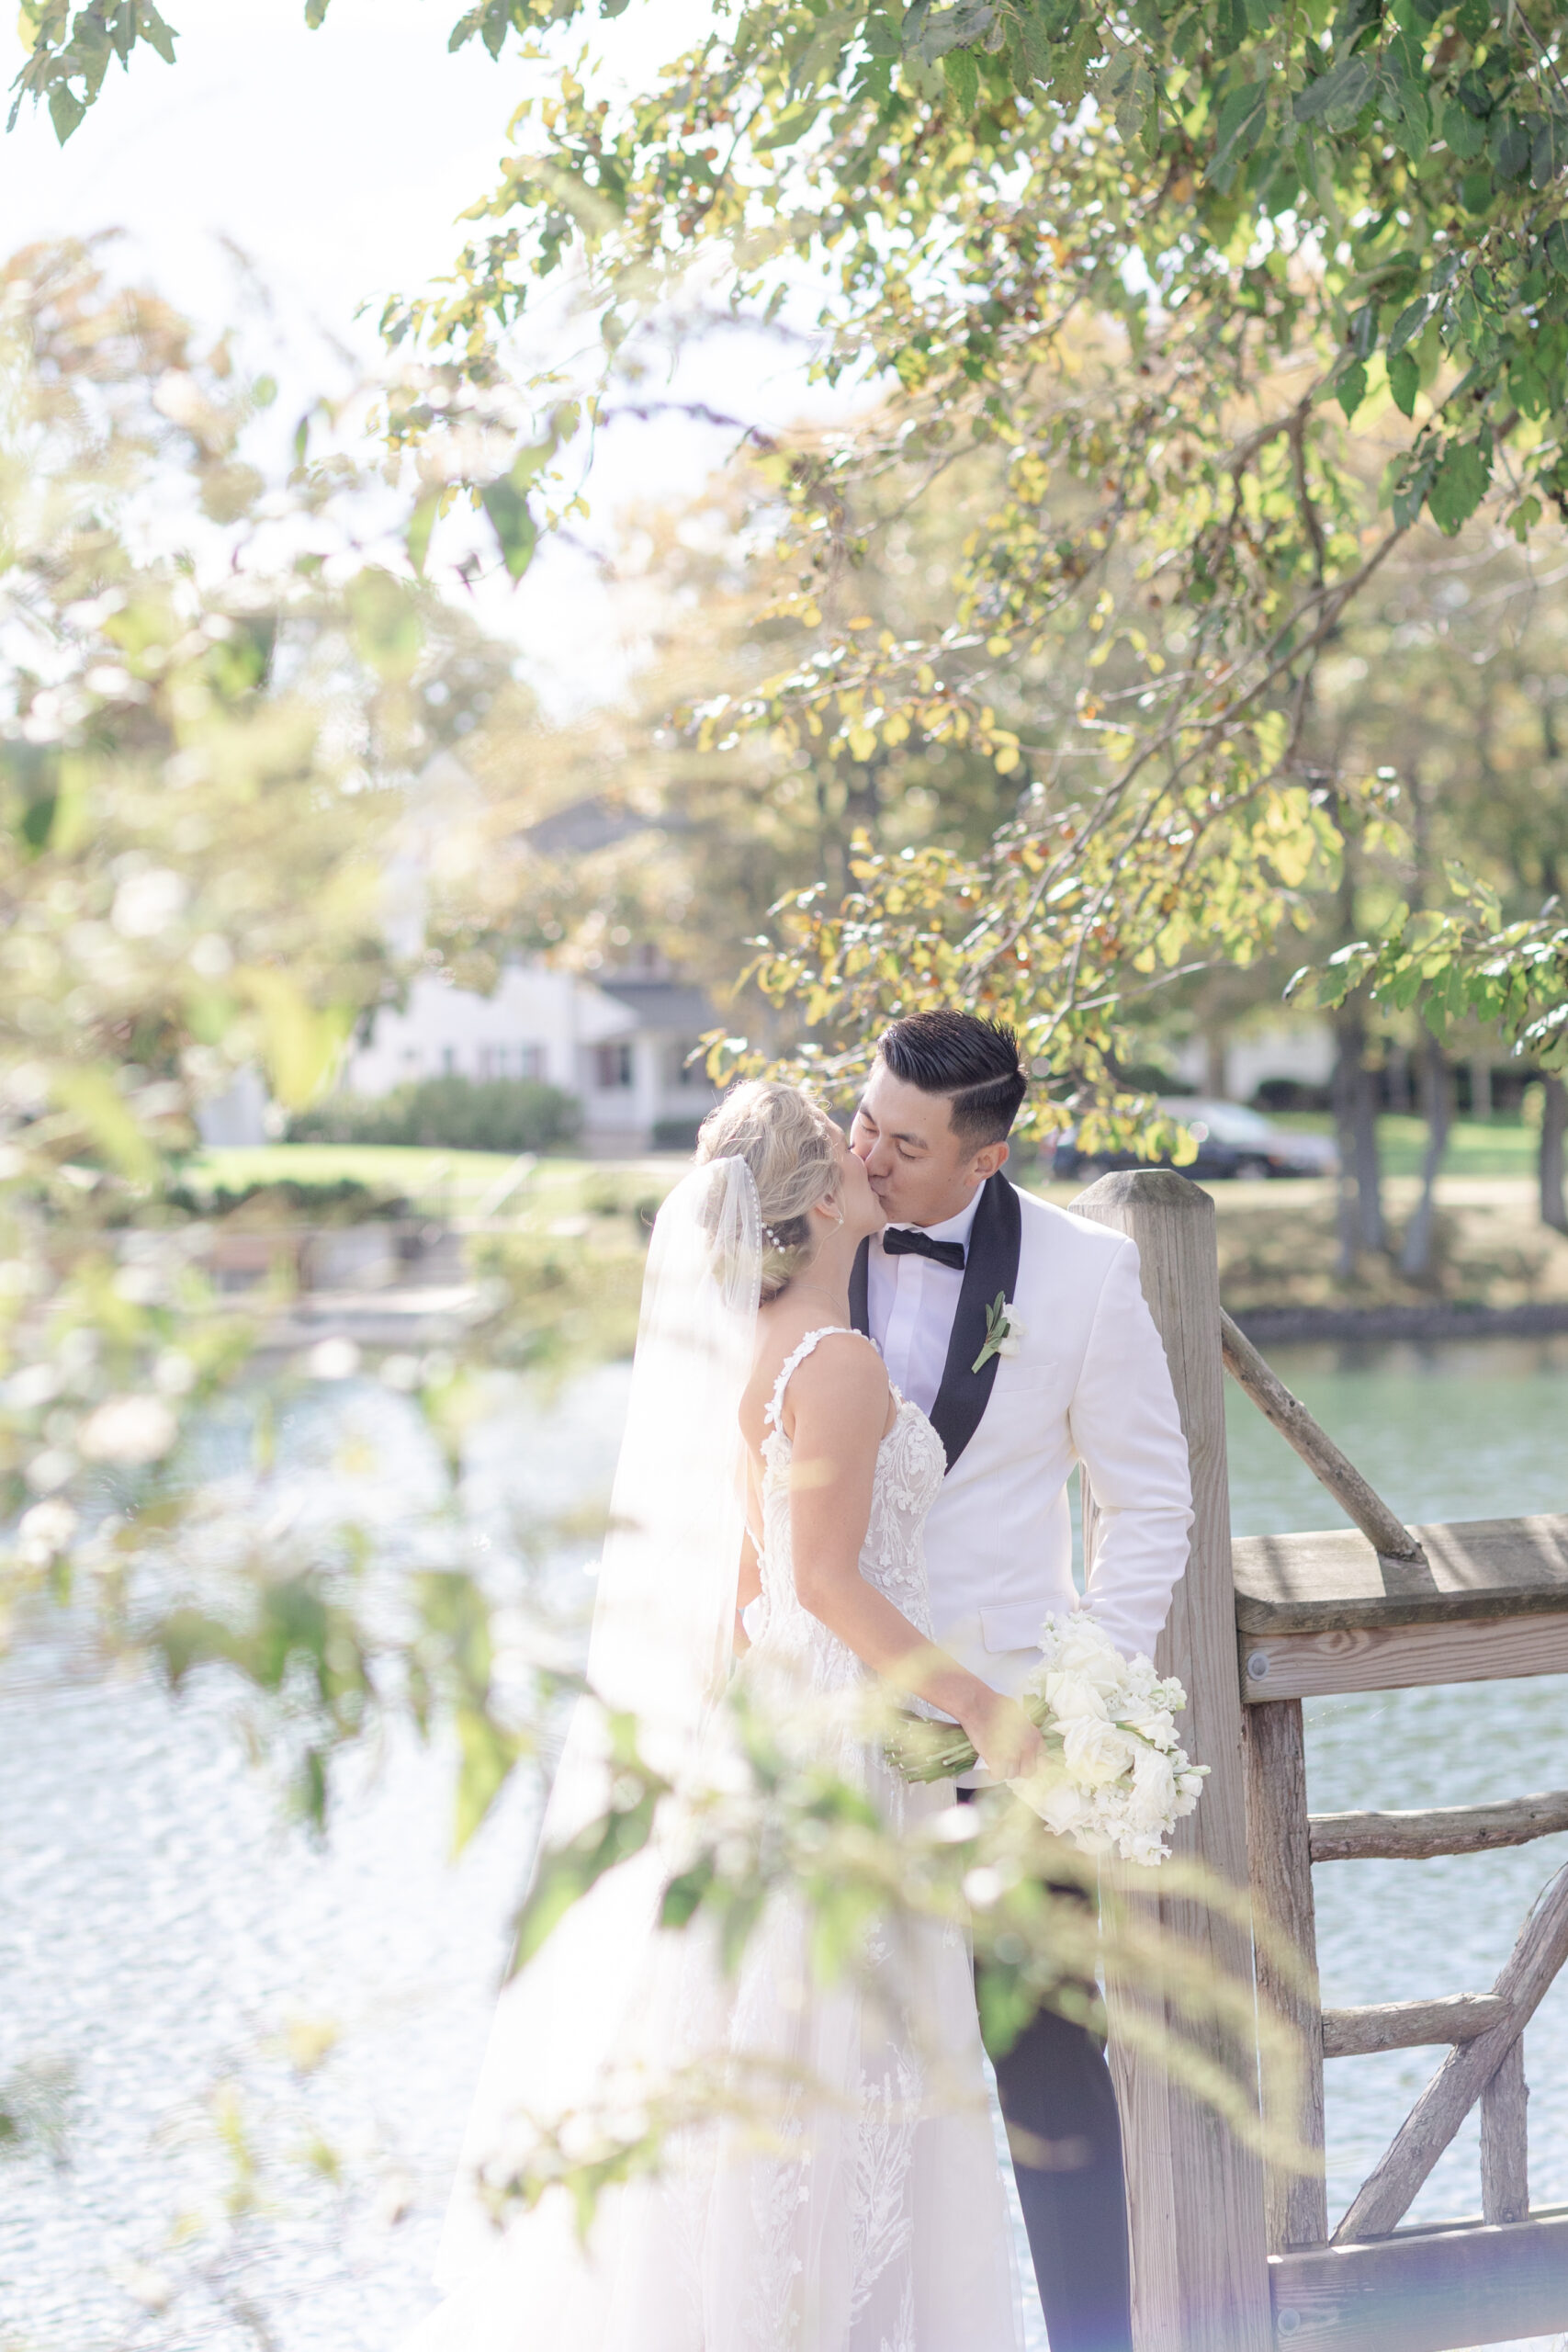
[
  {"x1": 112, "y1": 867, "x2": 187, "y2": 939},
  {"x1": 1053, "y1": 1616, "x2": 1126, "y2": 1694},
  {"x1": 1012, "y1": 1767, "x2": 1090, "y2": 1837},
  {"x1": 1126, "y1": 1746, "x2": 1178, "y2": 1831},
  {"x1": 78, "y1": 1393, "x2": 177, "y2": 1464},
  {"x1": 1062, "y1": 1714, "x2": 1136, "y2": 1788},
  {"x1": 17, "y1": 1498, "x2": 77, "y2": 1564}
]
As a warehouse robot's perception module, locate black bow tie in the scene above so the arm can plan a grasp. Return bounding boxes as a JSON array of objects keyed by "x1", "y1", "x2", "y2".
[{"x1": 882, "y1": 1226, "x2": 965, "y2": 1272}]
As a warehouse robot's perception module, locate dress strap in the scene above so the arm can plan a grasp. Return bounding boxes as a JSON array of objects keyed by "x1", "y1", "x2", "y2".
[{"x1": 763, "y1": 1326, "x2": 882, "y2": 1433}]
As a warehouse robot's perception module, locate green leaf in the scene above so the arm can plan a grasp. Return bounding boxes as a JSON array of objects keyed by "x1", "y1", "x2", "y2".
[
  {"x1": 1294, "y1": 54, "x2": 1372, "y2": 133},
  {"x1": 1532, "y1": 113, "x2": 1568, "y2": 190},
  {"x1": 1387, "y1": 296, "x2": 1428, "y2": 356},
  {"x1": 1336, "y1": 360, "x2": 1368, "y2": 420},
  {"x1": 407, "y1": 490, "x2": 440, "y2": 577},
  {"x1": 1441, "y1": 101, "x2": 1485, "y2": 160},
  {"x1": 1490, "y1": 113, "x2": 1529, "y2": 182},
  {"x1": 1546, "y1": 220, "x2": 1568, "y2": 278},
  {"x1": 1388, "y1": 348, "x2": 1419, "y2": 416},
  {"x1": 1455, "y1": 0, "x2": 1490, "y2": 39},
  {"x1": 942, "y1": 45, "x2": 980, "y2": 111},
  {"x1": 1428, "y1": 435, "x2": 1492, "y2": 535},
  {"x1": 1208, "y1": 79, "x2": 1268, "y2": 183},
  {"x1": 47, "y1": 83, "x2": 85, "y2": 142},
  {"x1": 480, "y1": 476, "x2": 538, "y2": 580}
]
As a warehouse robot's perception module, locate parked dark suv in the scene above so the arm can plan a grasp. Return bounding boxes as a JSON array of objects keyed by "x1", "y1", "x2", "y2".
[{"x1": 1047, "y1": 1099, "x2": 1339, "y2": 1183}]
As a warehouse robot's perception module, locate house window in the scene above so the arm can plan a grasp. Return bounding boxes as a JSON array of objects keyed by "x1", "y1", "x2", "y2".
[
  {"x1": 520, "y1": 1044, "x2": 547, "y2": 1080},
  {"x1": 594, "y1": 1042, "x2": 634, "y2": 1090},
  {"x1": 441, "y1": 1046, "x2": 457, "y2": 1075},
  {"x1": 673, "y1": 1041, "x2": 705, "y2": 1087}
]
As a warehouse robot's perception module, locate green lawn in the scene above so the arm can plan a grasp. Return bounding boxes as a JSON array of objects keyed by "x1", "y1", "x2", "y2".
[
  {"x1": 186, "y1": 1144, "x2": 688, "y2": 1216},
  {"x1": 191, "y1": 1119, "x2": 1542, "y2": 1217},
  {"x1": 1271, "y1": 1113, "x2": 1541, "y2": 1181}
]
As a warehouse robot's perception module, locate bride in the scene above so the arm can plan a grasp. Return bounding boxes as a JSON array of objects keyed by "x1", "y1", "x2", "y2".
[{"x1": 406, "y1": 1081, "x2": 1044, "y2": 2352}]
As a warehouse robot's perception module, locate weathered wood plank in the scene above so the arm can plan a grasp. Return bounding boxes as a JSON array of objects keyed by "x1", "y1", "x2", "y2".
[
  {"x1": 1075, "y1": 1171, "x2": 1271, "y2": 2352},
  {"x1": 1243, "y1": 1698, "x2": 1326, "y2": 2252},
  {"x1": 1240, "y1": 1611, "x2": 1568, "y2": 1703},
  {"x1": 1309, "y1": 1790, "x2": 1568, "y2": 1862},
  {"x1": 1270, "y1": 2209, "x2": 1568, "y2": 2352},
  {"x1": 1479, "y1": 2039, "x2": 1529, "y2": 2226},
  {"x1": 1234, "y1": 1514, "x2": 1568, "y2": 1635},
  {"x1": 1322, "y1": 1996, "x2": 1508, "y2": 2059},
  {"x1": 1334, "y1": 1862, "x2": 1568, "y2": 2242},
  {"x1": 1219, "y1": 1314, "x2": 1424, "y2": 1567}
]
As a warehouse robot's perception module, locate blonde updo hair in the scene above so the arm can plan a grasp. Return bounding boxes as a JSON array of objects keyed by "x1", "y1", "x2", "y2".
[{"x1": 696, "y1": 1080, "x2": 844, "y2": 1300}]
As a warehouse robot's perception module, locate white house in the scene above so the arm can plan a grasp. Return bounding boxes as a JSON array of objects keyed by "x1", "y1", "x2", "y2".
[{"x1": 340, "y1": 961, "x2": 719, "y2": 1154}]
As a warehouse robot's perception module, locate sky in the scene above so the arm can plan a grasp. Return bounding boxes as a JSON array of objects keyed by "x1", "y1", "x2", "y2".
[{"x1": 0, "y1": 0, "x2": 841, "y2": 709}]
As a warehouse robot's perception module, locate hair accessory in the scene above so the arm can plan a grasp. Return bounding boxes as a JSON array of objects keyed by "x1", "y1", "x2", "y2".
[{"x1": 761, "y1": 1222, "x2": 791, "y2": 1252}]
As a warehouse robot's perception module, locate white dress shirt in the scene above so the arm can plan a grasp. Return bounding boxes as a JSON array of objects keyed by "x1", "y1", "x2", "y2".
[{"x1": 866, "y1": 1189, "x2": 984, "y2": 1417}]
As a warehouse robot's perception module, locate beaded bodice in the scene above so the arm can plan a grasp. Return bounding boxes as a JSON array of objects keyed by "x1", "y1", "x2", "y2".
[{"x1": 752, "y1": 1325, "x2": 945, "y2": 1692}]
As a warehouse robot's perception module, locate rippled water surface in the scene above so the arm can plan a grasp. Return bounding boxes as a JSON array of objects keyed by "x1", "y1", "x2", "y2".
[{"x1": 3, "y1": 1340, "x2": 1566, "y2": 2351}]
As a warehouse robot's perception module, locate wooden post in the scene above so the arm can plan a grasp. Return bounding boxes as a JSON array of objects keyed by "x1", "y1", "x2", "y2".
[
  {"x1": 1243, "y1": 1697, "x2": 1327, "y2": 2251},
  {"x1": 1072, "y1": 1170, "x2": 1272, "y2": 2352}
]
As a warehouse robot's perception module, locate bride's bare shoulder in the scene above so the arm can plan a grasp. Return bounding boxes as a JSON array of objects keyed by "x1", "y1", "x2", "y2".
[{"x1": 744, "y1": 1305, "x2": 886, "y2": 1442}]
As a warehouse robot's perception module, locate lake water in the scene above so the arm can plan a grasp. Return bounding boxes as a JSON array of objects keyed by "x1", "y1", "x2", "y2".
[{"x1": 2, "y1": 1340, "x2": 1566, "y2": 2352}]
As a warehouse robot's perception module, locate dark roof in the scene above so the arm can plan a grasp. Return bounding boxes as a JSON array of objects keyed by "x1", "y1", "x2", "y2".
[
  {"x1": 525, "y1": 797, "x2": 650, "y2": 857},
  {"x1": 597, "y1": 980, "x2": 716, "y2": 1033}
]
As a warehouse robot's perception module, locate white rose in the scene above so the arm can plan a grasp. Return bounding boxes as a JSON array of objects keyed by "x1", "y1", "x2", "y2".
[
  {"x1": 1048, "y1": 1674, "x2": 1111, "y2": 1724},
  {"x1": 1125, "y1": 1746, "x2": 1178, "y2": 1830},
  {"x1": 1055, "y1": 1617, "x2": 1125, "y2": 1694},
  {"x1": 1118, "y1": 1828, "x2": 1168, "y2": 1867},
  {"x1": 1062, "y1": 1714, "x2": 1136, "y2": 1788}
]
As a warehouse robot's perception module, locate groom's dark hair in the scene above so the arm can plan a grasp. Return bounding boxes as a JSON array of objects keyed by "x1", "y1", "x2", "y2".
[{"x1": 875, "y1": 1010, "x2": 1027, "y2": 1144}]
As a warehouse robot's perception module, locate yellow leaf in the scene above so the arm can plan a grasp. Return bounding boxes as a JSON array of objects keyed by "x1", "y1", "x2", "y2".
[
  {"x1": 49, "y1": 1066, "x2": 159, "y2": 1184},
  {"x1": 847, "y1": 614, "x2": 874, "y2": 629},
  {"x1": 237, "y1": 969, "x2": 355, "y2": 1110},
  {"x1": 847, "y1": 726, "x2": 877, "y2": 761}
]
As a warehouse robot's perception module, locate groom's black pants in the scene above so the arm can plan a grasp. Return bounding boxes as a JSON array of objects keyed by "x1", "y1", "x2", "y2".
[{"x1": 959, "y1": 1795, "x2": 1134, "y2": 2352}]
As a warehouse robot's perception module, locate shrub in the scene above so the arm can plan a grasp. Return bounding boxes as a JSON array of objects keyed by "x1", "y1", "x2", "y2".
[
  {"x1": 290, "y1": 1076, "x2": 580, "y2": 1155},
  {"x1": 167, "y1": 1177, "x2": 410, "y2": 1222}
]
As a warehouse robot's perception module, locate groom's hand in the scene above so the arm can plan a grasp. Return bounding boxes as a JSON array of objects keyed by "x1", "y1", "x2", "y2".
[{"x1": 958, "y1": 1687, "x2": 1045, "y2": 1783}]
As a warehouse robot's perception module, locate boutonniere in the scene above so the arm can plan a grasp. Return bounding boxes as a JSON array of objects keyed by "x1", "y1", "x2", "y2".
[{"x1": 973, "y1": 1292, "x2": 1025, "y2": 1374}]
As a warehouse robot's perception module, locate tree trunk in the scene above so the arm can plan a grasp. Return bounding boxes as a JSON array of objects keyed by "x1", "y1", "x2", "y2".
[
  {"x1": 1204, "y1": 1028, "x2": 1229, "y2": 1100},
  {"x1": 1399, "y1": 1031, "x2": 1451, "y2": 1279},
  {"x1": 1385, "y1": 1042, "x2": 1412, "y2": 1116},
  {"x1": 1541, "y1": 1075, "x2": 1568, "y2": 1235},
  {"x1": 1332, "y1": 1002, "x2": 1384, "y2": 1276},
  {"x1": 1469, "y1": 1054, "x2": 1493, "y2": 1122}
]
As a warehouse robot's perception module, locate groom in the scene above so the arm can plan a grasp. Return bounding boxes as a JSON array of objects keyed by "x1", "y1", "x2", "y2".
[{"x1": 849, "y1": 1009, "x2": 1193, "y2": 2352}]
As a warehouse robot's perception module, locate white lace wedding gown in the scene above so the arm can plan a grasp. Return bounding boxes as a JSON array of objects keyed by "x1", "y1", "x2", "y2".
[{"x1": 406, "y1": 1326, "x2": 1022, "y2": 2352}]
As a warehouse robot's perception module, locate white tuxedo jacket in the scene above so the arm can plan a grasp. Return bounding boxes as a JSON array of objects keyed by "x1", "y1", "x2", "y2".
[{"x1": 852, "y1": 1175, "x2": 1192, "y2": 1697}]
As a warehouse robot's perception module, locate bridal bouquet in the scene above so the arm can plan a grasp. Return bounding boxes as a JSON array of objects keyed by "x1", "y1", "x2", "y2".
[{"x1": 888, "y1": 1613, "x2": 1207, "y2": 1866}]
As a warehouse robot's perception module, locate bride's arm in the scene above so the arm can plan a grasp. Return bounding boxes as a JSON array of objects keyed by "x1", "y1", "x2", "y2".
[{"x1": 785, "y1": 1343, "x2": 1044, "y2": 1783}]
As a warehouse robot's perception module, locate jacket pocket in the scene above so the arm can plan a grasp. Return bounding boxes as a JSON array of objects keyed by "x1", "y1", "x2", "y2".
[{"x1": 979, "y1": 1602, "x2": 1047, "y2": 1654}]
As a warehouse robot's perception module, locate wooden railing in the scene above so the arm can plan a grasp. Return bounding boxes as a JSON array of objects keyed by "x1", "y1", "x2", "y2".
[{"x1": 1073, "y1": 1170, "x2": 1568, "y2": 2352}]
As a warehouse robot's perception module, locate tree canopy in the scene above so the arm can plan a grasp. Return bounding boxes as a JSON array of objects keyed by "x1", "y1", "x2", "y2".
[{"x1": 25, "y1": 1, "x2": 1568, "y2": 1109}]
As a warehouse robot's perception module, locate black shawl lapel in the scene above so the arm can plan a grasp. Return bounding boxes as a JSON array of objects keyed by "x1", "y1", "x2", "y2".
[
  {"x1": 850, "y1": 1237, "x2": 871, "y2": 1336},
  {"x1": 928, "y1": 1171, "x2": 1022, "y2": 1473}
]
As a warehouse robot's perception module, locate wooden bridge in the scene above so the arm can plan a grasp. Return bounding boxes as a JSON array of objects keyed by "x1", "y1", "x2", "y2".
[{"x1": 1075, "y1": 1170, "x2": 1568, "y2": 2352}]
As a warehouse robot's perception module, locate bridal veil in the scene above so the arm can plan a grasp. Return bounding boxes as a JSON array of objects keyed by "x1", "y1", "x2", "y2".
[{"x1": 424, "y1": 1155, "x2": 761, "y2": 2308}]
